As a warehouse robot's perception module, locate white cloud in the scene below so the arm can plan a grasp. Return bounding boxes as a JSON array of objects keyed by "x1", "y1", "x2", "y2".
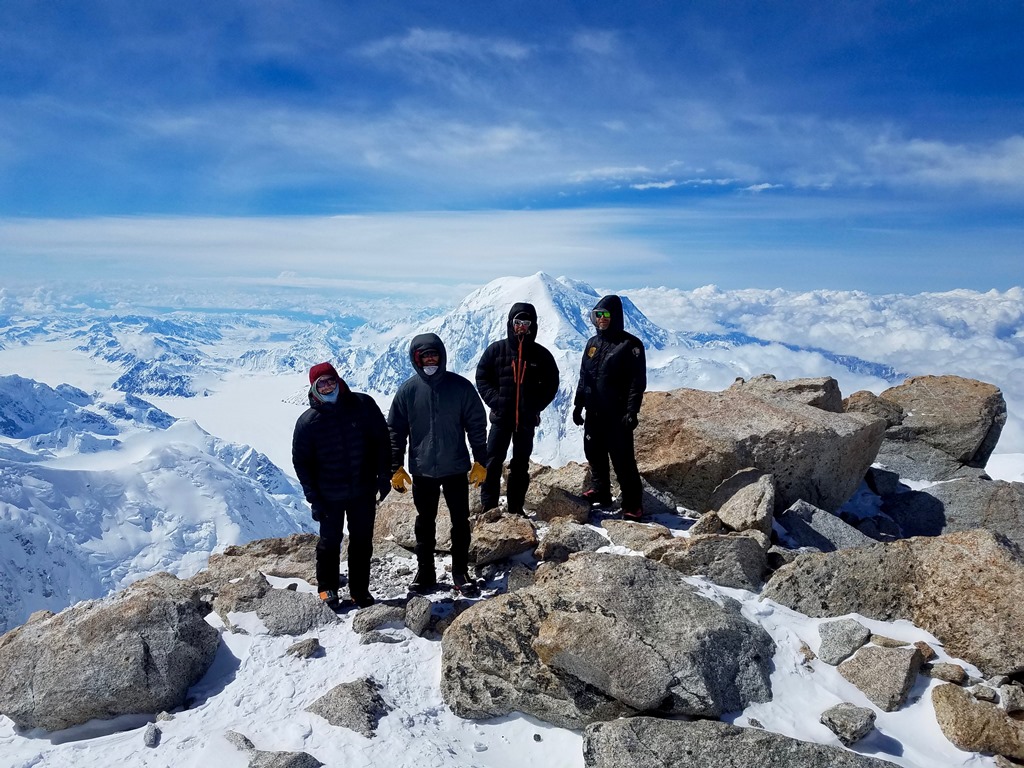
[
  {"x1": 359, "y1": 28, "x2": 531, "y2": 61},
  {"x1": 631, "y1": 180, "x2": 678, "y2": 190},
  {"x1": 743, "y1": 183, "x2": 783, "y2": 192}
]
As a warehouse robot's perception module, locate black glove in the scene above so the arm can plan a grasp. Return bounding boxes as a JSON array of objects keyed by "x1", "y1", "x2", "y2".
[
  {"x1": 310, "y1": 504, "x2": 321, "y2": 522},
  {"x1": 572, "y1": 405, "x2": 585, "y2": 426},
  {"x1": 377, "y1": 480, "x2": 391, "y2": 504},
  {"x1": 622, "y1": 412, "x2": 639, "y2": 430}
]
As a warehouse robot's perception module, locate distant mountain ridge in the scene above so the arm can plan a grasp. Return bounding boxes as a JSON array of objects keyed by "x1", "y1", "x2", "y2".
[{"x1": 0, "y1": 374, "x2": 312, "y2": 633}]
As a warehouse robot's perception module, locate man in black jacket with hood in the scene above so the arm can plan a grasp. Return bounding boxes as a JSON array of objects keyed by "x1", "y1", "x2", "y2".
[
  {"x1": 388, "y1": 333, "x2": 488, "y2": 596},
  {"x1": 572, "y1": 295, "x2": 647, "y2": 519},
  {"x1": 475, "y1": 302, "x2": 560, "y2": 515},
  {"x1": 292, "y1": 362, "x2": 392, "y2": 610}
]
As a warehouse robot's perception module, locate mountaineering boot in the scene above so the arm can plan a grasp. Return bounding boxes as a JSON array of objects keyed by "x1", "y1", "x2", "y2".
[
  {"x1": 582, "y1": 488, "x2": 613, "y2": 507},
  {"x1": 318, "y1": 589, "x2": 342, "y2": 611},
  {"x1": 351, "y1": 592, "x2": 376, "y2": 609},
  {"x1": 411, "y1": 567, "x2": 437, "y2": 594},
  {"x1": 452, "y1": 572, "x2": 481, "y2": 598},
  {"x1": 622, "y1": 506, "x2": 644, "y2": 521}
]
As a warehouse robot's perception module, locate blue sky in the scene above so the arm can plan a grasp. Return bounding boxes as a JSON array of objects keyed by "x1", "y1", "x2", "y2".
[{"x1": 1, "y1": 1, "x2": 1022, "y2": 293}]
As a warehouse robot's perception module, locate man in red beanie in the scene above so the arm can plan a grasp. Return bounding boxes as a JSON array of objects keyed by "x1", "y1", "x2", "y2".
[{"x1": 292, "y1": 362, "x2": 392, "y2": 610}]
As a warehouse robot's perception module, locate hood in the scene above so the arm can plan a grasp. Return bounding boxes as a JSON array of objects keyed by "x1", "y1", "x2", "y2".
[
  {"x1": 409, "y1": 332, "x2": 448, "y2": 381},
  {"x1": 593, "y1": 294, "x2": 625, "y2": 335},
  {"x1": 506, "y1": 302, "x2": 539, "y2": 344}
]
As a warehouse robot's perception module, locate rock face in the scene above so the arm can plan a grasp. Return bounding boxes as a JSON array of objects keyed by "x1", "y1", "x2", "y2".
[
  {"x1": 762, "y1": 529, "x2": 1024, "y2": 676},
  {"x1": 374, "y1": 493, "x2": 453, "y2": 552},
  {"x1": 837, "y1": 646, "x2": 923, "y2": 711},
  {"x1": 634, "y1": 386, "x2": 885, "y2": 513},
  {"x1": 213, "y1": 571, "x2": 337, "y2": 636},
  {"x1": 468, "y1": 511, "x2": 538, "y2": 565},
  {"x1": 776, "y1": 501, "x2": 876, "y2": 552},
  {"x1": 647, "y1": 534, "x2": 768, "y2": 591},
  {"x1": 0, "y1": 572, "x2": 220, "y2": 731},
  {"x1": 535, "y1": 520, "x2": 608, "y2": 562},
  {"x1": 582, "y1": 717, "x2": 898, "y2": 768},
  {"x1": 858, "y1": 375, "x2": 1007, "y2": 480},
  {"x1": 709, "y1": 468, "x2": 775, "y2": 536},
  {"x1": 729, "y1": 374, "x2": 845, "y2": 413},
  {"x1": 932, "y1": 683, "x2": 1024, "y2": 760},
  {"x1": 440, "y1": 553, "x2": 774, "y2": 728},
  {"x1": 884, "y1": 477, "x2": 1024, "y2": 546},
  {"x1": 192, "y1": 533, "x2": 318, "y2": 591},
  {"x1": 305, "y1": 677, "x2": 390, "y2": 738}
]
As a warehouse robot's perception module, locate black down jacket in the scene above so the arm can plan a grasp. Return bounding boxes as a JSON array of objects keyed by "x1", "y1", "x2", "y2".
[
  {"x1": 574, "y1": 294, "x2": 647, "y2": 417},
  {"x1": 475, "y1": 302, "x2": 560, "y2": 430},
  {"x1": 388, "y1": 333, "x2": 488, "y2": 478},
  {"x1": 292, "y1": 381, "x2": 391, "y2": 509}
]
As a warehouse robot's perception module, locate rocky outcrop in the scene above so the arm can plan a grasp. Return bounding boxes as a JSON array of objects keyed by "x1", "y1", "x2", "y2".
[
  {"x1": 0, "y1": 572, "x2": 220, "y2": 731},
  {"x1": 762, "y1": 529, "x2": 1024, "y2": 676},
  {"x1": 213, "y1": 571, "x2": 337, "y2": 635},
  {"x1": 374, "y1": 493, "x2": 453, "y2": 552},
  {"x1": 709, "y1": 468, "x2": 775, "y2": 536},
  {"x1": 634, "y1": 386, "x2": 885, "y2": 513},
  {"x1": 646, "y1": 533, "x2": 768, "y2": 591},
  {"x1": 582, "y1": 717, "x2": 898, "y2": 768},
  {"x1": 884, "y1": 476, "x2": 1024, "y2": 546},
  {"x1": 191, "y1": 533, "x2": 318, "y2": 592},
  {"x1": 535, "y1": 520, "x2": 608, "y2": 562},
  {"x1": 729, "y1": 374, "x2": 844, "y2": 413},
  {"x1": 527, "y1": 461, "x2": 594, "y2": 523},
  {"x1": 850, "y1": 375, "x2": 1007, "y2": 481},
  {"x1": 933, "y1": 683, "x2": 1024, "y2": 760},
  {"x1": 440, "y1": 553, "x2": 774, "y2": 728},
  {"x1": 305, "y1": 677, "x2": 391, "y2": 738},
  {"x1": 468, "y1": 509, "x2": 538, "y2": 565},
  {"x1": 837, "y1": 645, "x2": 923, "y2": 711},
  {"x1": 776, "y1": 500, "x2": 876, "y2": 552},
  {"x1": 600, "y1": 519, "x2": 673, "y2": 551}
]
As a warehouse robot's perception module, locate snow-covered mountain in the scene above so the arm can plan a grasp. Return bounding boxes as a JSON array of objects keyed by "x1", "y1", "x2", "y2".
[{"x1": 0, "y1": 375, "x2": 313, "y2": 633}]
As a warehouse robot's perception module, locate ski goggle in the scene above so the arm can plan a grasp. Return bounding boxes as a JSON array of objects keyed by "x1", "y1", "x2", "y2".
[
  {"x1": 512, "y1": 318, "x2": 532, "y2": 330},
  {"x1": 314, "y1": 375, "x2": 338, "y2": 393},
  {"x1": 592, "y1": 309, "x2": 612, "y2": 320}
]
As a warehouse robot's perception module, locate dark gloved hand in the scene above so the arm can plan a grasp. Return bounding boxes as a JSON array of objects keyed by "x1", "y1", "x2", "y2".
[
  {"x1": 572, "y1": 405, "x2": 585, "y2": 426},
  {"x1": 622, "y1": 412, "x2": 639, "y2": 430},
  {"x1": 310, "y1": 505, "x2": 321, "y2": 522},
  {"x1": 377, "y1": 480, "x2": 391, "y2": 504}
]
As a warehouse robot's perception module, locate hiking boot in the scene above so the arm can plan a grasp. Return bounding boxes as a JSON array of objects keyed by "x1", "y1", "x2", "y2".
[
  {"x1": 622, "y1": 507, "x2": 644, "y2": 521},
  {"x1": 351, "y1": 592, "x2": 376, "y2": 609},
  {"x1": 318, "y1": 589, "x2": 342, "y2": 611},
  {"x1": 582, "y1": 489, "x2": 613, "y2": 507},
  {"x1": 452, "y1": 572, "x2": 481, "y2": 598},
  {"x1": 411, "y1": 567, "x2": 437, "y2": 593}
]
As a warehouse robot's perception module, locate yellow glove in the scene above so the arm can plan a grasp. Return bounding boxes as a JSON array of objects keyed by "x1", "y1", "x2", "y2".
[
  {"x1": 391, "y1": 467, "x2": 412, "y2": 493},
  {"x1": 468, "y1": 461, "x2": 487, "y2": 488}
]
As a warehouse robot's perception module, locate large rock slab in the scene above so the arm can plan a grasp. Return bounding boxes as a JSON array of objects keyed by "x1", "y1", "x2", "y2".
[
  {"x1": 776, "y1": 500, "x2": 876, "y2": 552},
  {"x1": 535, "y1": 520, "x2": 608, "y2": 562},
  {"x1": 469, "y1": 510, "x2": 538, "y2": 566},
  {"x1": 933, "y1": 683, "x2": 1024, "y2": 760},
  {"x1": 837, "y1": 646, "x2": 923, "y2": 711},
  {"x1": 583, "y1": 717, "x2": 898, "y2": 768},
  {"x1": 213, "y1": 571, "x2": 336, "y2": 636},
  {"x1": 0, "y1": 572, "x2": 220, "y2": 731},
  {"x1": 884, "y1": 477, "x2": 1024, "y2": 547},
  {"x1": 374, "y1": 493, "x2": 452, "y2": 552},
  {"x1": 762, "y1": 529, "x2": 1024, "y2": 676},
  {"x1": 646, "y1": 533, "x2": 768, "y2": 591},
  {"x1": 191, "y1": 533, "x2": 318, "y2": 592},
  {"x1": 729, "y1": 374, "x2": 844, "y2": 413},
  {"x1": 710, "y1": 468, "x2": 775, "y2": 536},
  {"x1": 635, "y1": 385, "x2": 885, "y2": 513},
  {"x1": 856, "y1": 375, "x2": 1007, "y2": 481},
  {"x1": 440, "y1": 553, "x2": 774, "y2": 728}
]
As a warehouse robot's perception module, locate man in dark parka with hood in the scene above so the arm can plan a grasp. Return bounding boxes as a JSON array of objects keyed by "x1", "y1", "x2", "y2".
[
  {"x1": 388, "y1": 333, "x2": 488, "y2": 596},
  {"x1": 292, "y1": 362, "x2": 392, "y2": 610},
  {"x1": 475, "y1": 302, "x2": 559, "y2": 515},
  {"x1": 572, "y1": 295, "x2": 647, "y2": 519}
]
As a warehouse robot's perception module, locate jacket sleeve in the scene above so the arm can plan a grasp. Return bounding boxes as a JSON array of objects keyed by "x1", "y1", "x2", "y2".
[
  {"x1": 364, "y1": 396, "x2": 392, "y2": 487},
  {"x1": 291, "y1": 417, "x2": 320, "y2": 506},
  {"x1": 463, "y1": 384, "x2": 489, "y2": 465},
  {"x1": 387, "y1": 389, "x2": 410, "y2": 472},
  {"x1": 573, "y1": 347, "x2": 588, "y2": 408},
  {"x1": 537, "y1": 346, "x2": 560, "y2": 411},
  {"x1": 475, "y1": 344, "x2": 500, "y2": 411},
  {"x1": 626, "y1": 340, "x2": 647, "y2": 416}
]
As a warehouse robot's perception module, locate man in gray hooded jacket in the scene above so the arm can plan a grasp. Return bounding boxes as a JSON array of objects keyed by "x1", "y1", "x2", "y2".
[{"x1": 388, "y1": 333, "x2": 488, "y2": 596}]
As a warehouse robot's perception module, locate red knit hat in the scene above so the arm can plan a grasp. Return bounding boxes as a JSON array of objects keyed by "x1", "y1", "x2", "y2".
[{"x1": 308, "y1": 362, "x2": 340, "y2": 385}]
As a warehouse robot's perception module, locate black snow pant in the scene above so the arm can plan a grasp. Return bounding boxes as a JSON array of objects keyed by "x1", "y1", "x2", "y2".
[
  {"x1": 316, "y1": 495, "x2": 376, "y2": 598},
  {"x1": 412, "y1": 473, "x2": 471, "y2": 576},
  {"x1": 480, "y1": 422, "x2": 535, "y2": 514},
  {"x1": 583, "y1": 412, "x2": 643, "y2": 511}
]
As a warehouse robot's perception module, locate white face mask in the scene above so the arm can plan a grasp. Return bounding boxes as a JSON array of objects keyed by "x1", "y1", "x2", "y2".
[
  {"x1": 423, "y1": 365, "x2": 439, "y2": 376},
  {"x1": 316, "y1": 387, "x2": 339, "y2": 403}
]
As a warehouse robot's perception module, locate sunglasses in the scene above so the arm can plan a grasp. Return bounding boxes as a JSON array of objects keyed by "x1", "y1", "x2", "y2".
[
  {"x1": 592, "y1": 310, "x2": 612, "y2": 320},
  {"x1": 315, "y1": 376, "x2": 338, "y2": 393},
  {"x1": 512, "y1": 318, "x2": 532, "y2": 328}
]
